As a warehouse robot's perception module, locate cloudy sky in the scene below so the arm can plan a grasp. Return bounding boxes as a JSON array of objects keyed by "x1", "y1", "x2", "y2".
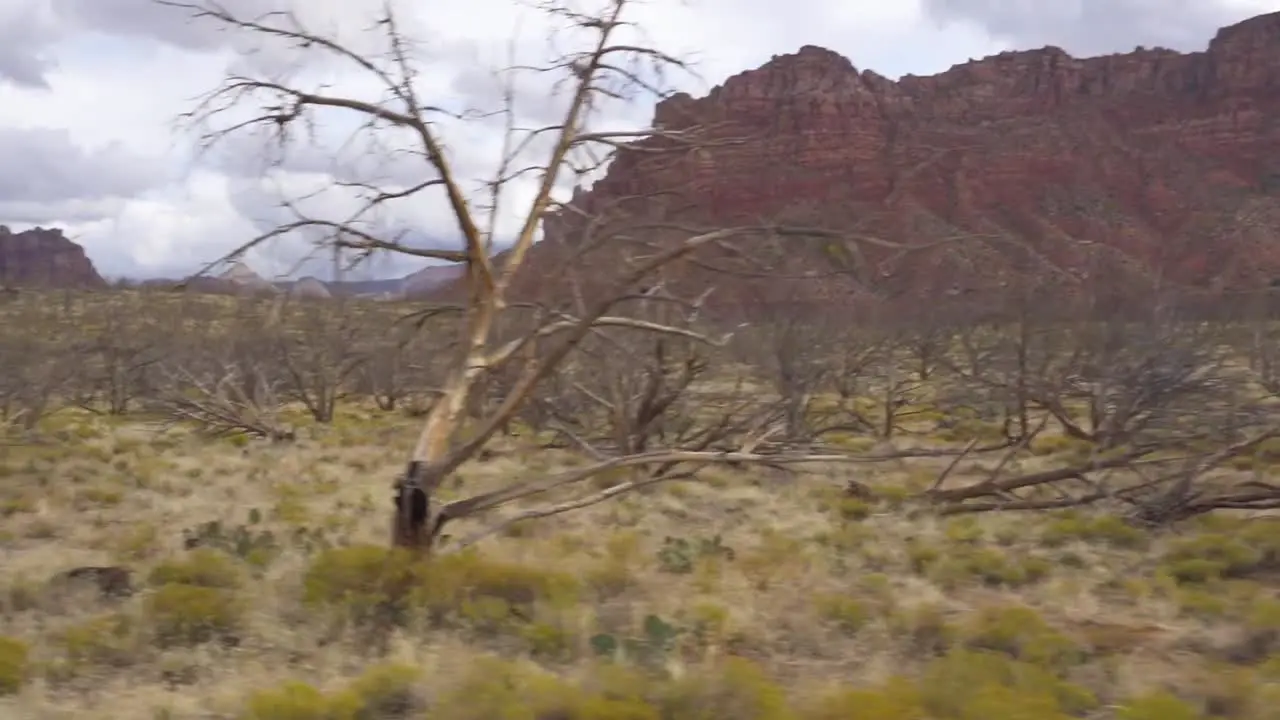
[{"x1": 0, "y1": 0, "x2": 1276, "y2": 281}]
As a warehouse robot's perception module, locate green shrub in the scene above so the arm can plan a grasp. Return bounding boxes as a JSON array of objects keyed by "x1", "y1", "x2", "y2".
[
  {"x1": 302, "y1": 545, "x2": 581, "y2": 630},
  {"x1": 328, "y1": 662, "x2": 425, "y2": 719},
  {"x1": 962, "y1": 605, "x2": 1084, "y2": 669},
  {"x1": 1115, "y1": 690, "x2": 1205, "y2": 720},
  {"x1": 146, "y1": 582, "x2": 242, "y2": 647},
  {"x1": 240, "y1": 681, "x2": 332, "y2": 720},
  {"x1": 301, "y1": 545, "x2": 427, "y2": 627},
  {"x1": 430, "y1": 657, "x2": 659, "y2": 720},
  {"x1": 1028, "y1": 435, "x2": 1095, "y2": 457},
  {"x1": 927, "y1": 547, "x2": 1051, "y2": 589},
  {"x1": 1160, "y1": 533, "x2": 1265, "y2": 584},
  {"x1": 799, "y1": 677, "x2": 924, "y2": 720},
  {"x1": 58, "y1": 612, "x2": 138, "y2": 669},
  {"x1": 148, "y1": 548, "x2": 242, "y2": 589},
  {"x1": 918, "y1": 648, "x2": 1096, "y2": 719},
  {"x1": 834, "y1": 498, "x2": 874, "y2": 521},
  {"x1": 1040, "y1": 513, "x2": 1147, "y2": 549},
  {"x1": 887, "y1": 603, "x2": 956, "y2": 656},
  {"x1": 659, "y1": 657, "x2": 792, "y2": 720},
  {"x1": 811, "y1": 594, "x2": 871, "y2": 635},
  {"x1": 0, "y1": 635, "x2": 29, "y2": 695}
]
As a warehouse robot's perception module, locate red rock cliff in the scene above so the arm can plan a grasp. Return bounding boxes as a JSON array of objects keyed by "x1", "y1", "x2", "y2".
[
  {"x1": 0, "y1": 225, "x2": 106, "y2": 288},
  {"x1": 516, "y1": 11, "x2": 1280, "y2": 312}
]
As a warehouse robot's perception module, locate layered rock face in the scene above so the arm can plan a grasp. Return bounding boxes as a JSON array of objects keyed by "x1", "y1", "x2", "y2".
[
  {"x1": 0, "y1": 225, "x2": 106, "y2": 288},
  {"x1": 522, "y1": 11, "x2": 1280, "y2": 313}
]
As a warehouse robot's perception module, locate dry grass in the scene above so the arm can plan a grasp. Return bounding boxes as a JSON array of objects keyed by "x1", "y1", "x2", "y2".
[{"x1": 2, "y1": 407, "x2": 1280, "y2": 719}]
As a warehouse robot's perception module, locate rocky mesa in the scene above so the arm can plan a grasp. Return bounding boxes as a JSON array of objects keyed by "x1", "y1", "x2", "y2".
[
  {"x1": 518, "y1": 11, "x2": 1280, "y2": 311},
  {"x1": 0, "y1": 225, "x2": 106, "y2": 288}
]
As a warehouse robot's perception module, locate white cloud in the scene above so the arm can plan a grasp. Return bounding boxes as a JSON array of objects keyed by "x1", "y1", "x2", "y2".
[{"x1": 0, "y1": 0, "x2": 1274, "y2": 280}]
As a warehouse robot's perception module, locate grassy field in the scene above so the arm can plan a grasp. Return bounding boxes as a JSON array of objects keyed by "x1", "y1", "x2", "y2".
[{"x1": 1, "y1": 404, "x2": 1279, "y2": 719}]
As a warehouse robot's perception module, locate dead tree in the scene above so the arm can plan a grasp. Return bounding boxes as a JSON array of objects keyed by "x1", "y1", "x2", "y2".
[
  {"x1": 0, "y1": 296, "x2": 80, "y2": 436},
  {"x1": 165, "y1": 0, "x2": 959, "y2": 553},
  {"x1": 818, "y1": 326, "x2": 931, "y2": 441},
  {"x1": 728, "y1": 287, "x2": 839, "y2": 443},
  {"x1": 72, "y1": 295, "x2": 166, "y2": 416},
  {"x1": 356, "y1": 320, "x2": 437, "y2": 413},
  {"x1": 271, "y1": 298, "x2": 369, "y2": 423},
  {"x1": 924, "y1": 292, "x2": 1280, "y2": 523},
  {"x1": 153, "y1": 319, "x2": 295, "y2": 442}
]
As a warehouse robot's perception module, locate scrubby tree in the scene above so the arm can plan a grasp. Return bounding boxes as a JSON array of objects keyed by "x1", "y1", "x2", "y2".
[{"x1": 160, "y1": 0, "x2": 959, "y2": 553}]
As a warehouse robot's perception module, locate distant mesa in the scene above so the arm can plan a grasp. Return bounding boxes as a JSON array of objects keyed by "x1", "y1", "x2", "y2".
[
  {"x1": 289, "y1": 276, "x2": 332, "y2": 299},
  {"x1": 8, "y1": 11, "x2": 1280, "y2": 307},
  {"x1": 218, "y1": 260, "x2": 278, "y2": 293},
  {"x1": 492, "y1": 10, "x2": 1280, "y2": 309},
  {"x1": 0, "y1": 225, "x2": 105, "y2": 288},
  {"x1": 127, "y1": 257, "x2": 465, "y2": 299}
]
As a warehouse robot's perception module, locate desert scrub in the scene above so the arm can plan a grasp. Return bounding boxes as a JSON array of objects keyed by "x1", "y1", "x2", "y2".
[
  {"x1": 430, "y1": 657, "x2": 660, "y2": 720},
  {"x1": 1159, "y1": 532, "x2": 1268, "y2": 584},
  {"x1": 936, "y1": 419, "x2": 1006, "y2": 443},
  {"x1": 926, "y1": 546, "x2": 1052, "y2": 589},
  {"x1": 811, "y1": 594, "x2": 872, "y2": 635},
  {"x1": 302, "y1": 545, "x2": 581, "y2": 631},
  {"x1": 905, "y1": 539, "x2": 942, "y2": 574},
  {"x1": 1038, "y1": 511, "x2": 1148, "y2": 549},
  {"x1": 660, "y1": 656, "x2": 792, "y2": 720},
  {"x1": 240, "y1": 680, "x2": 333, "y2": 720},
  {"x1": 144, "y1": 539, "x2": 245, "y2": 646},
  {"x1": 1027, "y1": 434, "x2": 1095, "y2": 458},
  {"x1": 799, "y1": 677, "x2": 925, "y2": 720},
  {"x1": 942, "y1": 517, "x2": 984, "y2": 544},
  {"x1": 888, "y1": 603, "x2": 957, "y2": 656},
  {"x1": 833, "y1": 496, "x2": 874, "y2": 521},
  {"x1": 1250, "y1": 437, "x2": 1280, "y2": 463},
  {"x1": 112, "y1": 522, "x2": 163, "y2": 562},
  {"x1": 326, "y1": 662, "x2": 426, "y2": 719},
  {"x1": 146, "y1": 582, "x2": 244, "y2": 647},
  {"x1": 583, "y1": 532, "x2": 643, "y2": 599},
  {"x1": 54, "y1": 612, "x2": 139, "y2": 671},
  {"x1": 148, "y1": 548, "x2": 242, "y2": 589},
  {"x1": 823, "y1": 432, "x2": 877, "y2": 452},
  {"x1": 0, "y1": 635, "x2": 30, "y2": 695},
  {"x1": 962, "y1": 605, "x2": 1085, "y2": 669},
  {"x1": 1114, "y1": 690, "x2": 1204, "y2": 720},
  {"x1": 301, "y1": 545, "x2": 431, "y2": 629},
  {"x1": 917, "y1": 648, "x2": 1096, "y2": 719}
]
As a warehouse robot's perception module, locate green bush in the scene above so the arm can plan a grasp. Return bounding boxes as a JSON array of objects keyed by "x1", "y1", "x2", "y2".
[
  {"x1": 148, "y1": 548, "x2": 242, "y2": 589},
  {"x1": 887, "y1": 603, "x2": 956, "y2": 656},
  {"x1": 146, "y1": 582, "x2": 242, "y2": 647},
  {"x1": 962, "y1": 605, "x2": 1084, "y2": 669},
  {"x1": 918, "y1": 649, "x2": 1096, "y2": 719},
  {"x1": 241, "y1": 681, "x2": 333, "y2": 720},
  {"x1": 0, "y1": 635, "x2": 29, "y2": 695},
  {"x1": 57, "y1": 612, "x2": 138, "y2": 669},
  {"x1": 328, "y1": 662, "x2": 425, "y2": 719},
  {"x1": 430, "y1": 657, "x2": 659, "y2": 720},
  {"x1": 927, "y1": 547, "x2": 1051, "y2": 589},
  {"x1": 812, "y1": 594, "x2": 871, "y2": 635},
  {"x1": 1160, "y1": 533, "x2": 1265, "y2": 584},
  {"x1": 302, "y1": 545, "x2": 582, "y2": 631},
  {"x1": 1039, "y1": 513, "x2": 1148, "y2": 549},
  {"x1": 301, "y1": 545, "x2": 427, "y2": 627},
  {"x1": 658, "y1": 657, "x2": 792, "y2": 720},
  {"x1": 1114, "y1": 690, "x2": 1205, "y2": 720}
]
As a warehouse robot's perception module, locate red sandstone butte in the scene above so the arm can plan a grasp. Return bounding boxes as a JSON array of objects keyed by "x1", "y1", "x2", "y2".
[
  {"x1": 0, "y1": 225, "x2": 106, "y2": 288},
  {"x1": 508, "y1": 11, "x2": 1280, "y2": 311}
]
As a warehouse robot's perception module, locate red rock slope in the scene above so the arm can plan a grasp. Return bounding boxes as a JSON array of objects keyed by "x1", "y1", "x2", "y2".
[
  {"x1": 0, "y1": 225, "x2": 106, "y2": 288},
  {"x1": 509, "y1": 11, "x2": 1280, "y2": 311}
]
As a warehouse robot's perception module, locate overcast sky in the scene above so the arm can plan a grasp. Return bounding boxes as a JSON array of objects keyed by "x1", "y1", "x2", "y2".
[{"x1": 1, "y1": 0, "x2": 1276, "y2": 281}]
